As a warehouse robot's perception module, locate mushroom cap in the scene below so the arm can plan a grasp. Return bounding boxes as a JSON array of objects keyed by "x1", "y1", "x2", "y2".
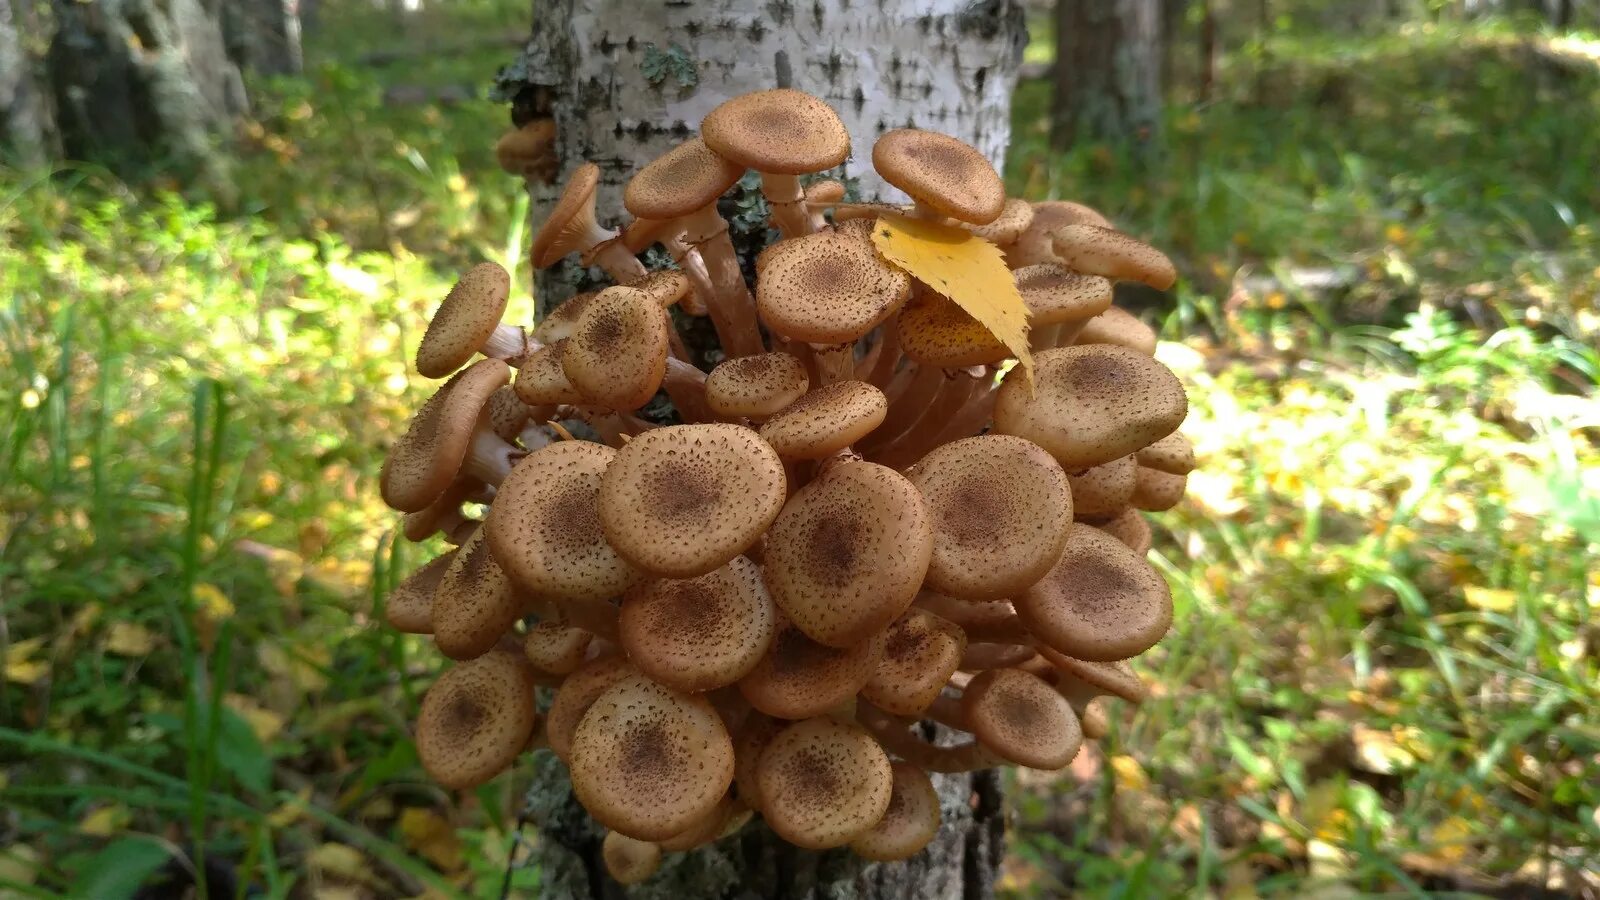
[
  {"x1": 599, "y1": 424, "x2": 787, "y2": 578},
  {"x1": 624, "y1": 138, "x2": 745, "y2": 221},
  {"x1": 628, "y1": 268, "x2": 692, "y2": 309},
  {"x1": 704, "y1": 353, "x2": 810, "y2": 419},
  {"x1": 914, "y1": 591, "x2": 1017, "y2": 632},
  {"x1": 385, "y1": 551, "x2": 456, "y2": 634},
  {"x1": 1066, "y1": 454, "x2": 1137, "y2": 519},
  {"x1": 656, "y1": 793, "x2": 740, "y2": 851},
  {"x1": 531, "y1": 162, "x2": 603, "y2": 268},
  {"x1": 993, "y1": 344, "x2": 1187, "y2": 470},
  {"x1": 532, "y1": 290, "x2": 598, "y2": 344},
  {"x1": 601, "y1": 831, "x2": 661, "y2": 886},
  {"x1": 761, "y1": 461, "x2": 933, "y2": 647},
  {"x1": 733, "y1": 713, "x2": 786, "y2": 811},
  {"x1": 381, "y1": 359, "x2": 510, "y2": 512},
  {"x1": 1052, "y1": 224, "x2": 1177, "y2": 291},
  {"x1": 570, "y1": 673, "x2": 735, "y2": 841},
  {"x1": 896, "y1": 289, "x2": 1012, "y2": 367},
  {"x1": 757, "y1": 381, "x2": 888, "y2": 459},
  {"x1": 486, "y1": 441, "x2": 643, "y2": 602},
  {"x1": 416, "y1": 648, "x2": 538, "y2": 789},
  {"x1": 401, "y1": 476, "x2": 489, "y2": 543},
  {"x1": 523, "y1": 621, "x2": 594, "y2": 675},
  {"x1": 486, "y1": 385, "x2": 536, "y2": 441},
  {"x1": 514, "y1": 340, "x2": 585, "y2": 406},
  {"x1": 756, "y1": 717, "x2": 894, "y2": 849},
  {"x1": 805, "y1": 179, "x2": 847, "y2": 205},
  {"x1": 1076, "y1": 305, "x2": 1158, "y2": 356},
  {"x1": 848, "y1": 761, "x2": 941, "y2": 861},
  {"x1": 1017, "y1": 524, "x2": 1173, "y2": 662},
  {"x1": 560, "y1": 286, "x2": 669, "y2": 411},
  {"x1": 1135, "y1": 431, "x2": 1194, "y2": 475},
  {"x1": 960, "y1": 641, "x2": 1037, "y2": 671},
  {"x1": 619, "y1": 556, "x2": 777, "y2": 692},
  {"x1": 494, "y1": 119, "x2": 558, "y2": 181},
  {"x1": 961, "y1": 668, "x2": 1082, "y2": 769},
  {"x1": 701, "y1": 88, "x2": 850, "y2": 174},
  {"x1": 1036, "y1": 646, "x2": 1148, "y2": 704},
  {"x1": 871, "y1": 129, "x2": 1005, "y2": 224},
  {"x1": 432, "y1": 527, "x2": 525, "y2": 660},
  {"x1": 1006, "y1": 200, "x2": 1113, "y2": 268},
  {"x1": 860, "y1": 608, "x2": 967, "y2": 716},
  {"x1": 737, "y1": 612, "x2": 885, "y2": 719},
  {"x1": 416, "y1": 262, "x2": 514, "y2": 378},
  {"x1": 1014, "y1": 264, "x2": 1114, "y2": 327},
  {"x1": 755, "y1": 230, "x2": 911, "y2": 344},
  {"x1": 1079, "y1": 698, "x2": 1110, "y2": 740},
  {"x1": 903, "y1": 435, "x2": 1073, "y2": 602},
  {"x1": 1131, "y1": 467, "x2": 1187, "y2": 511},
  {"x1": 962, "y1": 197, "x2": 1035, "y2": 245},
  {"x1": 1091, "y1": 507, "x2": 1152, "y2": 556},
  {"x1": 546, "y1": 655, "x2": 637, "y2": 761}
]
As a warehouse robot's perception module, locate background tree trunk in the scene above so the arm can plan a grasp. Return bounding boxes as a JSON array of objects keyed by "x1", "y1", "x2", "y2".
[
  {"x1": 1051, "y1": 0, "x2": 1163, "y2": 152},
  {"x1": 0, "y1": 0, "x2": 56, "y2": 165},
  {"x1": 222, "y1": 0, "x2": 303, "y2": 76}
]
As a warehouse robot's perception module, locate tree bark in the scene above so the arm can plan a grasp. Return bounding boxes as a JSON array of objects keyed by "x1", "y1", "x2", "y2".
[
  {"x1": 0, "y1": 0, "x2": 56, "y2": 165},
  {"x1": 222, "y1": 0, "x2": 303, "y2": 76},
  {"x1": 1051, "y1": 0, "x2": 1162, "y2": 153}
]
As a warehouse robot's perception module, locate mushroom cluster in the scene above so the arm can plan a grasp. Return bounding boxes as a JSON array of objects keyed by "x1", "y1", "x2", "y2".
[{"x1": 379, "y1": 89, "x2": 1194, "y2": 883}]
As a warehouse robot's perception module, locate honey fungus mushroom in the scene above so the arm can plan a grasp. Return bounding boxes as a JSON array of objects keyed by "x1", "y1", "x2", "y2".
[
  {"x1": 415, "y1": 262, "x2": 531, "y2": 378},
  {"x1": 756, "y1": 717, "x2": 893, "y2": 849},
  {"x1": 619, "y1": 556, "x2": 777, "y2": 692},
  {"x1": 415, "y1": 648, "x2": 538, "y2": 790},
  {"x1": 848, "y1": 761, "x2": 941, "y2": 861},
  {"x1": 701, "y1": 88, "x2": 850, "y2": 238},
  {"x1": 380, "y1": 359, "x2": 523, "y2": 512},
  {"x1": 1018, "y1": 524, "x2": 1174, "y2": 662}
]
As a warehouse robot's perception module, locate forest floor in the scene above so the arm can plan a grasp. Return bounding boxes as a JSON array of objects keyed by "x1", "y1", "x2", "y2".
[{"x1": 1, "y1": 2, "x2": 1597, "y2": 897}]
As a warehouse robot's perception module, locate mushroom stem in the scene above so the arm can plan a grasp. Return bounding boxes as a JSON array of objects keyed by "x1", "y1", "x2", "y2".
[
  {"x1": 680, "y1": 206, "x2": 765, "y2": 358},
  {"x1": 663, "y1": 357, "x2": 716, "y2": 423},
  {"x1": 483, "y1": 323, "x2": 535, "y2": 363},
  {"x1": 857, "y1": 704, "x2": 998, "y2": 773},
  {"x1": 811, "y1": 342, "x2": 856, "y2": 385},
  {"x1": 927, "y1": 382, "x2": 1000, "y2": 446},
  {"x1": 868, "y1": 368, "x2": 982, "y2": 470},
  {"x1": 924, "y1": 693, "x2": 967, "y2": 731},
  {"x1": 579, "y1": 231, "x2": 649, "y2": 283},
  {"x1": 758, "y1": 172, "x2": 813, "y2": 238},
  {"x1": 664, "y1": 238, "x2": 715, "y2": 316},
  {"x1": 857, "y1": 320, "x2": 902, "y2": 388},
  {"x1": 463, "y1": 427, "x2": 526, "y2": 486},
  {"x1": 860, "y1": 365, "x2": 940, "y2": 451}
]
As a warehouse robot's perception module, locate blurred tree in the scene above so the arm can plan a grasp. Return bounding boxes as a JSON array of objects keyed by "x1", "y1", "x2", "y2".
[
  {"x1": 0, "y1": 0, "x2": 55, "y2": 165},
  {"x1": 1052, "y1": 0, "x2": 1163, "y2": 153}
]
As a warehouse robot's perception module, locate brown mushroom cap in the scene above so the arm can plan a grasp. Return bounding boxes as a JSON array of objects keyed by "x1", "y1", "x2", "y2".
[
  {"x1": 962, "y1": 197, "x2": 1035, "y2": 245},
  {"x1": 1036, "y1": 646, "x2": 1148, "y2": 704},
  {"x1": 546, "y1": 655, "x2": 637, "y2": 761},
  {"x1": 486, "y1": 441, "x2": 643, "y2": 601},
  {"x1": 1017, "y1": 524, "x2": 1173, "y2": 662},
  {"x1": 523, "y1": 621, "x2": 593, "y2": 675},
  {"x1": 914, "y1": 591, "x2": 1018, "y2": 632},
  {"x1": 903, "y1": 435, "x2": 1073, "y2": 602},
  {"x1": 381, "y1": 359, "x2": 511, "y2": 512},
  {"x1": 385, "y1": 551, "x2": 456, "y2": 634},
  {"x1": 1006, "y1": 200, "x2": 1113, "y2": 269},
  {"x1": 601, "y1": 831, "x2": 661, "y2": 886},
  {"x1": 628, "y1": 268, "x2": 692, "y2": 309},
  {"x1": 401, "y1": 476, "x2": 488, "y2": 543},
  {"x1": 848, "y1": 761, "x2": 941, "y2": 861},
  {"x1": 532, "y1": 291, "x2": 598, "y2": 344},
  {"x1": 704, "y1": 353, "x2": 810, "y2": 419},
  {"x1": 701, "y1": 89, "x2": 850, "y2": 174},
  {"x1": 485, "y1": 385, "x2": 537, "y2": 441},
  {"x1": 570, "y1": 673, "x2": 735, "y2": 841},
  {"x1": 619, "y1": 556, "x2": 777, "y2": 692},
  {"x1": 1014, "y1": 264, "x2": 1114, "y2": 327},
  {"x1": 755, "y1": 230, "x2": 911, "y2": 344},
  {"x1": 1135, "y1": 431, "x2": 1195, "y2": 475},
  {"x1": 1091, "y1": 507, "x2": 1153, "y2": 556},
  {"x1": 494, "y1": 119, "x2": 557, "y2": 181},
  {"x1": 756, "y1": 717, "x2": 894, "y2": 849},
  {"x1": 1075, "y1": 305, "x2": 1158, "y2": 356},
  {"x1": 1066, "y1": 454, "x2": 1137, "y2": 519},
  {"x1": 733, "y1": 713, "x2": 786, "y2": 811},
  {"x1": 761, "y1": 461, "x2": 934, "y2": 647},
  {"x1": 860, "y1": 608, "x2": 967, "y2": 716},
  {"x1": 1131, "y1": 467, "x2": 1187, "y2": 511},
  {"x1": 805, "y1": 179, "x2": 847, "y2": 205},
  {"x1": 896, "y1": 289, "x2": 1012, "y2": 367},
  {"x1": 1079, "y1": 697, "x2": 1110, "y2": 740},
  {"x1": 624, "y1": 138, "x2": 745, "y2": 221},
  {"x1": 417, "y1": 263, "x2": 515, "y2": 378},
  {"x1": 961, "y1": 667, "x2": 1082, "y2": 769},
  {"x1": 993, "y1": 344, "x2": 1187, "y2": 470},
  {"x1": 560, "y1": 286, "x2": 669, "y2": 411},
  {"x1": 531, "y1": 162, "x2": 604, "y2": 269},
  {"x1": 1052, "y1": 224, "x2": 1177, "y2": 290},
  {"x1": 656, "y1": 793, "x2": 740, "y2": 852},
  {"x1": 599, "y1": 424, "x2": 787, "y2": 578},
  {"x1": 416, "y1": 648, "x2": 538, "y2": 789},
  {"x1": 738, "y1": 612, "x2": 885, "y2": 719},
  {"x1": 871, "y1": 129, "x2": 1005, "y2": 224},
  {"x1": 514, "y1": 340, "x2": 585, "y2": 406},
  {"x1": 431, "y1": 527, "x2": 525, "y2": 660},
  {"x1": 758, "y1": 381, "x2": 888, "y2": 459}
]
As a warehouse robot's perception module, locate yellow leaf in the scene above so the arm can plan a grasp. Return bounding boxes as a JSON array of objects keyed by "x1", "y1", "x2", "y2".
[
  {"x1": 225, "y1": 693, "x2": 286, "y2": 742},
  {"x1": 193, "y1": 583, "x2": 235, "y2": 620},
  {"x1": 306, "y1": 843, "x2": 380, "y2": 887},
  {"x1": 0, "y1": 843, "x2": 42, "y2": 887},
  {"x1": 267, "y1": 787, "x2": 312, "y2": 829},
  {"x1": 79, "y1": 805, "x2": 130, "y2": 836},
  {"x1": 1109, "y1": 754, "x2": 1150, "y2": 792},
  {"x1": 5, "y1": 636, "x2": 49, "y2": 685},
  {"x1": 871, "y1": 214, "x2": 1033, "y2": 382},
  {"x1": 1428, "y1": 815, "x2": 1474, "y2": 863},
  {"x1": 103, "y1": 622, "x2": 157, "y2": 656},
  {"x1": 1463, "y1": 585, "x2": 1516, "y2": 612},
  {"x1": 399, "y1": 808, "x2": 464, "y2": 872}
]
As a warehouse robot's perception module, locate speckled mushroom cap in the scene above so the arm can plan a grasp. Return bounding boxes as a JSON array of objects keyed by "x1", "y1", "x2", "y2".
[
  {"x1": 431, "y1": 527, "x2": 525, "y2": 660},
  {"x1": 381, "y1": 358, "x2": 510, "y2": 512},
  {"x1": 415, "y1": 648, "x2": 538, "y2": 790},
  {"x1": 619, "y1": 556, "x2": 777, "y2": 692},
  {"x1": 531, "y1": 162, "x2": 604, "y2": 268},
  {"x1": 1135, "y1": 431, "x2": 1195, "y2": 475},
  {"x1": 993, "y1": 344, "x2": 1187, "y2": 470},
  {"x1": 756, "y1": 717, "x2": 894, "y2": 850},
  {"x1": 871, "y1": 129, "x2": 1005, "y2": 224},
  {"x1": 628, "y1": 268, "x2": 692, "y2": 309},
  {"x1": 848, "y1": 761, "x2": 940, "y2": 861},
  {"x1": 1131, "y1": 467, "x2": 1187, "y2": 511},
  {"x1": 737, "y1": 612, "x2": 885, "y2": 719},
  {"x1": 756, "y1": 230, "x2": 911, "y2": 344},
  {"x1": 656, "y1": 794, "x2": 739, "y2": 852},
  {"x1": 485, "y1": 441, "x2": 642, "y2": 601},
  {"x1": 761, "y1": 461, "x2": 934, "y2": 647},
  {"x1": 896, "y1": 289, "x2": 1012, "y2": 367},
  {"x1": 1017, "y1": 524, "x2": 1173, "y2": 662},
  {"x1": 701, "y1": 89, "x2": 850, "y2": 174},
  {"x1": 860, "y1": 608, "x2": 967, "y2": 716},
  {"x1": 602, "y1": 831, "x2": 661, "y2": 886},
  {"x1": 757, "y1": 381, "x2": 888, "y2": 459},
  {"x1": 733, "y1": 713, "x2": 785, "y2": 811},
  {"x1": 514, "y1": 340, "x2": 585, "y2": 406},
  {"x1": 1036, "y1": 646, "x2": 1147, "y2": 704},
  {"x1": 523, "y1": 621, "x2": 593, "y2": 676},
  {"x1": 416, "y1": 262, "x2": 515, "y2": 378},
  {"x1": 532, "y1": 291, "x2": 597, "y2": 344},
  {"x1": 560, "y1": 286, "x2": 669, "y2": 411},
  {"x1": 962, "y1": 196, "x2": 1035, "y2": 245},
  {"x1": 546, "y1": 655, "x2": 637, "y2": 762},
  {"x1": 386, "y1": 551, "x2": 456, "y2": 634},
  {"x1": 485, "y1": 385, "x2": 535, "y2": 441},
  {"x1": 1051, "y1": 224, "x2": 1178, "y2": 291},
  {"x1": 704, "y1": 353, "x2": 810, "y2": 419},
  {"x1": 806, "y1": 179, "x2": 847, "y2": 205},
  {"x1": 598, "y1": 424, "x2": 787, "y2": 578},
  {"x1": 961, "y1": 667, "x2": 1082, "y2": 770},
  {"x1": 903, "y1": 435, "x2": 1073, "y2": 602},
  {"x1": 1006, "y1": 200, "x2": 1113, "y2": 268},
  {"x1": 624, "y1": 138, "x2": 745, "y2": 221},
  {"x1": 1091, "y1": 507, "x2": 1153, "y2": 556},
  {"x1": 1014, "y1": 264, "x2": 1114, "y2": 327},
  {"x1": 1076, "y1": 305, "x2": 1158, "y2": 356},
  {"x1": 1066, "y1": 454, "x2": 1137, "y2": 519}
]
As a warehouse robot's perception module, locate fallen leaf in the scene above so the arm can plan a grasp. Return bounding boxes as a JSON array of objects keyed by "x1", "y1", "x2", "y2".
[
  {"x1": 1427, "y1": 815, "x2": 1475, "y2": 863},
  {"x1": 225, "y1": 692, "x2": 286, "y2": 742},
  {"x1": 103, "y1": 622, "x2": 157, "y2": 656},
  {"x1": 1463, "y1": 585, "x2": 1516, "y2": 612},
  {"x1": 1350, "y1": 723, "x2": 1416, "y2": 775},
  {"x1": 5, "y1": 636, "x2": 49, "y2": 685},
  {"x1": 79, "y1": 804, "x2": 131, "y2": 837},
  {"x1": 306, "y1": 843, "x2": 381, "y2": 888},
  {"x1": 399, "y1": 808, "x2": 464, "y2": 872},
  {"x1": 1109, "y1": 754, "x2": 1150, "y2": 792}
]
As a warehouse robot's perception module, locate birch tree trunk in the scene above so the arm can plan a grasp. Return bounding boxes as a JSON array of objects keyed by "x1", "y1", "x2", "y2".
[
  {"x1": 1051, "y1": 0, "x2": 1162, "y2": 153},
  {"x1": 0, "y1": 0, "x2": 56, "y2": 165}
]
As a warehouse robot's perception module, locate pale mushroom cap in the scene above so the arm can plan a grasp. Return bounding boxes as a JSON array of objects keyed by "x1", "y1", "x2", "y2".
[
  {"x1": 381, "y1": 359, "x2": 510, "y2": 512},
  {"x1": 432, "y1": 527, "x2": 524, "y2": 660},
  {"x1": 417, "y1": 262, "x2": 514, "y2": 378},
  {"x1": 624, "y1": 138, "x2": 745, "y2": 220},
  {"x1": 849, "y1": 761, "x2": 940, "y2": 861},
  {"x1": 1066, "y1": 454, "x2": 1137, "y2": 520},
  {"x1": 1079, "y1": 698, "x2": 1110, "y2": 741},
  {"x1": 896, "y1": 289, "x2": 1012, "y2": 367},
  {"x1": 904, "y1": 435, "x2": 1073, "y2": 602},
  {"x1": 1036, "y1": 646, "x2": 1148, "y2": 703},
  {"x1": 704, "y1": 353, "x2": 810, "y2": 419},
  {"x1": 737, "y1": 613, "x2": 885, "y2": 719},
  {"x1": 758, "y1": 381, "x2": 888, "y2": 459},
  {"x1": 1017, "y1": 524, "x2": 1173, "y2": 662},
  {"x1": 872, "y1": 129, "x2": 1005, "y2": 224},
  {"x1": 1091, "y1": 507, "x2": 1153, "y2": 556},
  {"x1": 532, "y1": 290, "x2": 598, "y2": 344},
  {"x1": 962, "y1": 196, "x2": 1035, "y2": 245},
  {"x1": 805, "y1": 179, "x2": 847, "y2": 204},
  {"x1": 386, "y1": 551, "x2": 456, "y2": 634},
  {"x1": 1131, "y1": 467, "x2": 1187, "y2": 511},
  {"x1": 602, "y1": 831, "x2": 661, "y2": 886},
  {"x1": 1052, "y1": 224, "x2": 1177, "y2": 290},
  {"x1": 860, "y1": 608, "x2": 967, "y2": 716},
  {"x1": 416, "y1": 648, "x2": 538, "y2": 790},
  {"x1": 962, "y1": 668, "x2": 1082, "y2": 769},
  {"x1": 514, "y1": 340, "x2": 585, "y2": 406},
  {"x1": 1076, "y1": 305, "x2": 1158, "y2": 356},
  {"x1": 560, "y1": 286, "x2": 669, "y2": 411},
  {"x1": 1014, "y1": 264, "x2": 1114, "y2": 327},
  {"x1": 1006, "y1": 200, "x2": 1113, "y2": 268},
  {"x1": 756, "y1": 230, "x2": 911, "y2": 344},
  {"x1": 486, "y1": 441, "x2": 643, "y2": 601},
  {"x1": 531, "y1": 162, "x2": 603, "y2": 268},
  {"x1": 599, "y1": 424, "x2": 787, "y2": 578},
  {"x1": 546, "y1": 655, "x2": 637, "y2": 761},
  {"x1": 756, "y1": 717, "x2": 894, "y2": 850},
  {"x1": 993, "y1": 344, "x2": 1187, "y2": 470},
  {"x1": 619, "y1": 556, "x2": 777, "y2": 692},
  {"x1": 523, "y1": 621, "x2": 594, "y2": 675},
  {"x1": 701, "y1": 89, "x2": 850, "y2": 174},
  {"x1": 761, "y1": 461, "x2": 934, "y2": 647},
  {"x1": 1135, "y1": 431, "x2": 1195, "y2": 475}
]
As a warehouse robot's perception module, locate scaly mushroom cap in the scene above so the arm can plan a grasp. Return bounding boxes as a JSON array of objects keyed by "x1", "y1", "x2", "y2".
[
  {"x1": 514, "y1": 340, "x2": 585, "y2": 406},
  {"x1": 619, "y1": 556, "x2": 777, "y2": 692},
  {"x1": 628, "y1": 268, "x2": 692, "y2": 309},
  {"x1": 962, "y1": 196, "x2": 1035, "y2": 245},
  {"x1": 416, "y1": 648, "x2": 538, "y2": 789},
  {"x1": 599, "y1": 424, "x2": 786, "y2": 578},
  {"x1": 624, "y1": 138, "x2": 745, "y2": 221},
  {"x1": 432, "y1": 527, "x2": 525, "y2": 660},
  {"x1": 1075, "y1": 305, "x2": 1158, "y2": 356},
  {"x1": 758, "y1": 381, "x2": 888, "y2": 459},
  {"x1": 704, "y1": 353, "x2": 810, "y2": 419},
  {"x1": 1135, "y1": 431, "x2": 1195, "y2": 475},
  {"x1": 532, "y1": 290, "x2": 598, "y2": 344},
  {"x1": 860, "y1": 608, "x2": 967, "y2": 716},
  {"x1": 381, "y1": 358, "x2": 510, "y2": 512},
  {"x1": 602, "y1": 831, "x2": 661, "y2": 886},
  {"x1": 1014, "y1": 264, "x2": 1114, "y2": 327},
  {"x1": 1131, "y1": 467, "x2": 1187, "y2": 511},
  {"x1": 485, "y1": 385, "x2": 536, "y2": 441},
  {"x1": 569, "y1": 673, "x2": 735, "y2": 841},
  {"x1": 531, "y1": 162, "x2": 604, "y2": 268},
  {"x1": 523, "y1": 621, "x2": 593, "y2": 675},
  {"x1": 401, "y1": 476, "x2": 488, "y2": 543},
  {"x1": 962, "y1": 668, "x2": 1082, "y2": 769},
  {"x1": 896, "y1": 289, "x2": 1012, "y2": 367},
  {"x1": 756, "y1": 230, "x2": 911, "y2": 344},
  {"x1": 385, "y1": 551, "x2": 456, "y2": 634},
  {"x1": 762, "y1": 461, "x2": 934, "y2": 647},
  {"x1": 738, "y1": 612, "x2": 885, "y2": 719},
  {"x1": 1090, "y1": 507, "x2": 1153, "y2": 556},
  {"x1": 1066, "y1": 454, "x2": 1137, "y2": 519},
  {"x1": 756, "y1": 717, "x2": 894, "y2": 849},
  {"x1": 1036, "y1": 646, "x2": 1148, "y2": 704},
  {"x1": 559, "y1": 285, "x2": 669, "y2": 411},
  {"x1": 993, "y1": 344, "x2": 1187, "y2": 470},
  {"x1": 915, "y1": 591, "x2": 1018, "y2": 632},
  {"x1": 1006, "y1": 200, "x2": 1113, "y2": 268},
  {"x1": 1052, "y1": 224, "x2": 1177, "y2": 290},
  {"x1": 1017, "y1": 524, "x2": 1173, "y2": 662},
  {"x1": 416, "y1": 262, "x2": 515, "y2": 378},
  {"x1": 657, "y1": 794, "x2": 740, "y2": 851},
  {"x1": 486, "y1": 441, "x2": 643, "y2": 601},
  {"x1": 871, "y1": 129, "x2": 1005, "y2": 224},
  {"x1": 701, "y1": 88, "x2": 850, "y2": 174},
  {"x1": 848, "y1": 761, "x2": 940, "y2": 861},
  {"x1": 546, "y1": 655, "x2": 637, "y2": 761},
  {"x1": 904, "y1": 435, "x2": 1073, "y2": 602}
]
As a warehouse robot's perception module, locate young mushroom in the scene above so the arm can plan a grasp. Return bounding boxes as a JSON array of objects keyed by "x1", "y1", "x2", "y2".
[
  {"x1": 701, "y1": 89, "x2": 851, "y2": 238},
  {"x1": 738, "y1": 612, "x2": 886, "y2": 719},
  {"x1": 848, "y1": 761, "x2": 941, "y2": 862},
  {"x1": 756, "y1": 717, "x2": 893, "y2": 850},
  {"x1": 757, "y1": 381, "x2": 888, "y2": 460},
  {"x1": 619, "y1": 556, "x2": 777, "y2": 692},
  {"x1": 384, "y1": 550, "x2": 456, "y2": 634},
  {"x1": 531, "y1": 162, "x2": 647, "y2": 282},
  {"x1": 704, "y1": 352, "x2": 810, "y2": 421},
  {"x1": 415, "y1": 648, "x2": 538, "y2": 790},
  {"x1": 1075, "y1": 305, "x2": 1159, "y2": 356},
  {"x1": 961, "y1": 667, "x2": 1083, "y2": 769},
  {"x1": 380, "y1": 359, "x2": 523, "y2": 512},
  {"x1": 416, "y1": 262, "x2": 532, "y2": 377},
  {"x1": 1006, "y1": 200, "x2": 1114, "y2": 269},
  {"x1": 1015, "y1": 263, "x2": 1114, "y2": 352},
  {"x1": 523, "y1": 621, "x2": 594, "y2": 676},
  {"x1": 602, "y1": 831, "x2": 662, "y2": 886},
  {"x1": 1017, "y1": 524, "x2": 1174, "y2": 662},
  {"x1": 430, "y1": 527, "x2": 527, "y2": 660},
  {"x1": 860, "y1": 608, "x2": 967, "y2": 717},
  {"x1": 1066, "y1": 454, "x2": 1138, "y2": 520},
  {"x1": 1051, "y1": 224, "x2": 1178, "y2": 291},
  {"x1": 560, "y1": 285, "x2": 669, "y2": 412},
  {"x1": 872, "y1": 129, "x2": 1005, "y2": 225}
]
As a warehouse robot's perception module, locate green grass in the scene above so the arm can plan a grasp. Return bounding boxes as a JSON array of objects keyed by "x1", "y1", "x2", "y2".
[{"x1": 2, "y1": 3, "x2": 1598, "y2": 897}]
